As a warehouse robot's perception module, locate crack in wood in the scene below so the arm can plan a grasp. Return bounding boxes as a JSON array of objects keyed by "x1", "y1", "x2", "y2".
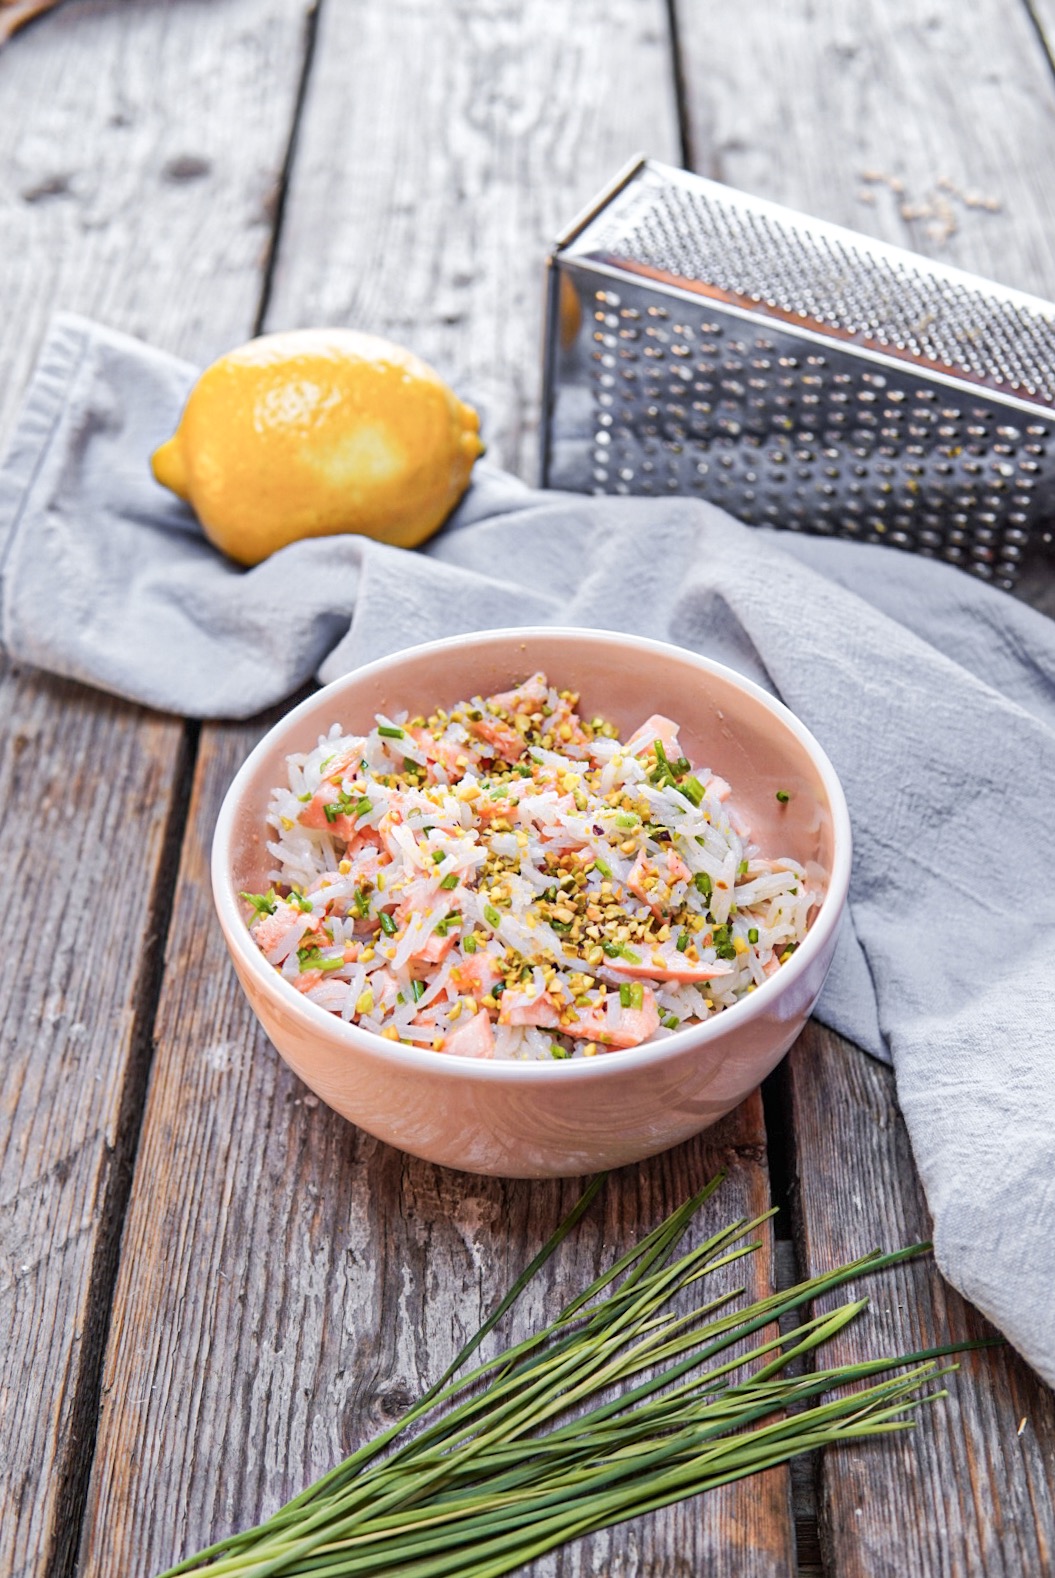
[
  {"x1": 46, "y1": 722, "x2": 199, "y2": 1578},
  {"x1": 253, "y1": 0, "x2": 324, "y2": 337}
]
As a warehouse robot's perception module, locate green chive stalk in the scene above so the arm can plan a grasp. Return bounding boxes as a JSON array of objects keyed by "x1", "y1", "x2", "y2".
[{"x1": 157, "y1": 1173, "x2": 995, "y2": 1578}]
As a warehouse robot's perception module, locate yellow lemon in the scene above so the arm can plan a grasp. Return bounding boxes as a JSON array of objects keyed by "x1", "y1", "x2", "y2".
[{"x1": 150, "y1": 329, "x2": 484, "y2": 565}]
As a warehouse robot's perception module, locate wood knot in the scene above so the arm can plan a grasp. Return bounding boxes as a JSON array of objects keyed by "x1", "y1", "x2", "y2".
[{"x1": 161, "y1": 154, "x2": 212, "y2": 184}]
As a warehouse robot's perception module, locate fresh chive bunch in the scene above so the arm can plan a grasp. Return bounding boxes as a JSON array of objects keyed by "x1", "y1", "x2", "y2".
[{"x1": 159, "y1": 1173, "x2": 984, "y2": 1578}]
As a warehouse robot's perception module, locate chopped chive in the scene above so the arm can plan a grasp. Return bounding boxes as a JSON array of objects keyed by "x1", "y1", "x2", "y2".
[
  {"x1": 748, "y1": 927, "x2": 759, "y2": 944},
  {"x1": 484, "y1": 905, "x2": 502, "y2": 929},
  {"x1": 432, "y1": 850, "x2": 447, "y2": 863},
  {"x1": 549, "y1": 1043, "x2": 570, "y2": 1060},
  {"x1": 297, "y1": 791, "x2": 312, "y2": 803},
  {"x1": 379, "y1": 912, "x2": 397, "y2": 936},
  {"x1": 776, "y1": 789, "x2": 790, "y2": 803},
  {"x1": 240, "y1": 889, "x2": 278, "y2": 917},
  {"x1": 377, "y1": 724, "x2": 405, "y2": 739},
  {"x1": 676, "y1": 931, "x2": 690, "y2": 953},
  {"x1": 411, "y1": 979, "x2": 426, "y2": 1003},
  {"x1": 355, "y1": 796, "x2": 373, "y2": 817},
  {"x1": 602, "y1": 942, "x2": 621, "y2": 958},
  {"x1": 323, "y1": 801, "x2": 341, "y2": 824},
  {"x1": 619, "y1": 945, "x2": 642, "y2": 964},
  {"x1": 738, "y1": 859, "x2": 749, "y2": 876},
  {"x1": 295, "y1": 946, "x2": 346, "y2": 974},
  {"x1": 680, "y1": 775, "x2": 706, "y2": 807},
  {"x1": 463, "y1": 934, "x2": 478, "y2": 954},
  {"x1": 619, "y1": 982, "x2": 632, "y2": 1008},
  {"x1": 439, "y1": 872, "x2": 459, "y2": 890},
  {"x1": 628, "y1": 982, "x2": 644, "y2": 1010},
  {"x1": 289, "y1": 890, "x2": 313, "y2": 913},
  {"x1": 661, "y1": 1012, "x2": 680, "y2": 1029},
  {"x1": 593, "y1": 857, "x2": 613, "y2": 880},
  {"x1": 694, "y1": 871, "x2": 713, "y2": 899}
]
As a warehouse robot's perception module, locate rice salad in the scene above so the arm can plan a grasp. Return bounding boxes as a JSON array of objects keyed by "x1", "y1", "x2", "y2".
[{"x1": 243, "y1": 673, "x2": 815, "y2": 1061}]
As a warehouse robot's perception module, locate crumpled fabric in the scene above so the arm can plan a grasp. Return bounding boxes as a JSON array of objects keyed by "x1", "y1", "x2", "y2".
[{"x1": 3, "y1": 313, "x2": 1054, "y2": 1385}]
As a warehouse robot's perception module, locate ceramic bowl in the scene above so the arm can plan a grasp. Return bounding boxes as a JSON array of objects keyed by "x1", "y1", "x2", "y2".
[{"x1": 212, "y1": 628, "x2": 851, "y2": 1178}]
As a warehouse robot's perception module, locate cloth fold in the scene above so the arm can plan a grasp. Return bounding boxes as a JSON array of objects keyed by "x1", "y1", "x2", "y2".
[{"x1": 3, "y1": 313, "x2": 1054, "y2": 1385}]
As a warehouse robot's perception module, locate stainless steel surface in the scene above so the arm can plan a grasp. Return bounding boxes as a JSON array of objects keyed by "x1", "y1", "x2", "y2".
[{"x1": 541, "y1": 160, "x2": 1055, "y2": 596}]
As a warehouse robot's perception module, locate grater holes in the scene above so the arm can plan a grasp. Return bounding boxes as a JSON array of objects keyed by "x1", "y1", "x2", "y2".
[
  {"x1": 599, "y1": 180, "x2": 1055, "y2": 397},
  {"x1": 572, "y1": 271, "x2": 1049, "y2": 587}
]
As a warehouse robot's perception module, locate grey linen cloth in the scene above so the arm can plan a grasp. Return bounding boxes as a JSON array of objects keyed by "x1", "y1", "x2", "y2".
[{"x1": 3, "y1": 314, "x2": 1055, "y2": 1384}]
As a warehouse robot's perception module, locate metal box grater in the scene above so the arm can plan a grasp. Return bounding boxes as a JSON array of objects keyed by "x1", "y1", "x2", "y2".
[{"x1": 540, "y1": 157, "x2": 1055, "y2": 599}]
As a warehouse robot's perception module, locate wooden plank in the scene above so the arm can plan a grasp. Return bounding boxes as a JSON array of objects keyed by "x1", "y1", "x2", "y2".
[
  {"x1": 673, "y1": 0, "x2": 1055, "y2": 296},
  {"x1": 262, "y1": 0, "x2": 683, "y2": 478},
  {"x1": 81, "y1": 721, "x2": 794, "y2": 1574},
  {"x1": 0, "y1": 0, "x2": 314, "y2": 455},
  {"x1": 80, "y1": 8, "x2": 796, "y2": 1572},
  {"x1": 673, "y1": 2, "x2": 1055, "y2": 1566},
  {"x1": 785, "y1": 1026, "x2": 1055, "y2": 1576},
  {"x1": 0, "y1": 4, "x2": 314, "y2": 1574},
  {"x1": 0, "y1": 672, "x2": 189, "y2": 1578}
]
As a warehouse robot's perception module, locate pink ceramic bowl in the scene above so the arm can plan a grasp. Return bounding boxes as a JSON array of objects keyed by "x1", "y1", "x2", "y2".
[{"x1": 212, "y1": 628, "x2": 851, "y2": 1178}]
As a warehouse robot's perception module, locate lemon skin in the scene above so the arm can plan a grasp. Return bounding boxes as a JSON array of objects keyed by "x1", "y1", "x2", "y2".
[{"x1": 151, "y1": 330, "x2": 484, "y2": 566}]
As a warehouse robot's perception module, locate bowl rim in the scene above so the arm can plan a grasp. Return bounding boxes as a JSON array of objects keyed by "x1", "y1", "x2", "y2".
[{"x1": 212, "y1": 627, "x2": 852, "y2": 1082}]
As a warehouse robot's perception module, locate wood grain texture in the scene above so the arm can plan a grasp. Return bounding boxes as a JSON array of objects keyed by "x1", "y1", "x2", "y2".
[
  {"x1": 263, "y1": 0, "x2": 681, "y2": 478},
  {"x1": 674, "y1": 0, "x2": 1055, "y2": 297},
  {"x1": 675, "y1": 3, "x2": 1055, "y2": 1565},
  {"x1": 1027, "y1": 0, "x2": 1055, "y2": 64},
  {"x1": 0, "y1": 4, "x2": 314, "y2": 1574},
  {"x1": 786, "y1": 1025, "x2": 1055, "y2": 1576},
  {"x1": 0, "y1": 670, "x2": 188, "y2": 1578},
  {"x1": 0, "y1": 0, "x2": 314, "y2": 454},
  {"x1": 81, "y1": 718, "x2": 796, "y2": 1576}
]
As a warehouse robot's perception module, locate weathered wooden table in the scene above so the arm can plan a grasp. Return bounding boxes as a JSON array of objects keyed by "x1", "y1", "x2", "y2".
[{"x1": 3, "y1": 3, "x2": 1055, "y2": 1574}]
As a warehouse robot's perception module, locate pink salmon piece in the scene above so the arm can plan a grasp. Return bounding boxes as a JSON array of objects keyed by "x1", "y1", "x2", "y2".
[
  {"x1": 608, "y1": 956, "x2": 734, "y2": 984},
  {"x1": 625, "y1": 714, "x2": 682, "y2": 758},
  {"x1": 498, "y1": 988, "x2": 560, "y2": 1028},
  {"x1": 442, "y1": 1009, "x2": 496, "y2": 1058},
  {"x1": 570, "y1": 988, "x2": 660, "y2": 1049}
]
